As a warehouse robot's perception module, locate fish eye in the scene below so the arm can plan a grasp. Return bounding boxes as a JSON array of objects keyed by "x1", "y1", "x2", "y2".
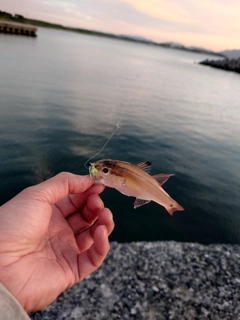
[{"x1": 102, "y1": 167, "x2": 109, "y2": 174}]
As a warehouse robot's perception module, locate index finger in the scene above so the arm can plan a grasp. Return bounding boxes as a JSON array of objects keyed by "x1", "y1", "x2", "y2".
[
  {"x1": 55, "y1": 184, "x2": 105, "y2": 217},
  {"x1": 28, "y1": 172, "x2": 94, "y2": 204}
]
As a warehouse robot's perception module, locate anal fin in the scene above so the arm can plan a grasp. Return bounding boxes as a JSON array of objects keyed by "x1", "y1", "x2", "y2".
[{"x1": 134, "y1": 198, "x2": 151, "y2": 209}]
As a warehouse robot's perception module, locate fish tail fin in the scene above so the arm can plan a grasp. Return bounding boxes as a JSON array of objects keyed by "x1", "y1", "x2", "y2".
[{"x1": 166, "y1": 202, "x2": 184, "y2": 215}]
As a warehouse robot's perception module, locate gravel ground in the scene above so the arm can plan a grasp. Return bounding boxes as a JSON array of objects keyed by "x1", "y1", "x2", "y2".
[{"x1": 30, "y1": 241, "x2": 240, "y2": 320}]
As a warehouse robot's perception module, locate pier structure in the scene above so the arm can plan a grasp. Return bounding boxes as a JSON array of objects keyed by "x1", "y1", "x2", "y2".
[{"x1": 0, "y1": 20, "x2": 37, "y2": 37}]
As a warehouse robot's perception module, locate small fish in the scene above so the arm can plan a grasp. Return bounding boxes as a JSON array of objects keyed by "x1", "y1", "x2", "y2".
[{"x1": 89, "y1": 159, "x2": 184, "y2": 215}]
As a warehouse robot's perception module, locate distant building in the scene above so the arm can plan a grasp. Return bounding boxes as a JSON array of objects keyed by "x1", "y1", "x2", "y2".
[{"x1": 0, "y1": 20, "x2": 37, "y2": 37}]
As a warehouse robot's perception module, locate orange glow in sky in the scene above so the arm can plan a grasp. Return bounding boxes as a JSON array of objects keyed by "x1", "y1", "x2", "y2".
[{"x1": 1, "y1": 0, "x2": 240, "y2": 51}]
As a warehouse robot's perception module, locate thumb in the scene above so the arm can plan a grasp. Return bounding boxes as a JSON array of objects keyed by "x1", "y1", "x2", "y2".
[{"x1": 26, "y1": 172, "x2": 93, "y2": 204}]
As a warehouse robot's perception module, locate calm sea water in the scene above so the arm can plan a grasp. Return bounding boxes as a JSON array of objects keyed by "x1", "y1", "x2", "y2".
[{"x1": 1, "y1": 28, "x2": 240, "y2": 244}]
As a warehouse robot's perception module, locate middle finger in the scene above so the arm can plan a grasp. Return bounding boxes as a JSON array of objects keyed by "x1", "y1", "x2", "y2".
[
  {"x1": 66, "y1": 193, "x2": 104, "y2": 234},
  {"x1": 55, "y1": 184, "x2": 105, "y2": 217}
]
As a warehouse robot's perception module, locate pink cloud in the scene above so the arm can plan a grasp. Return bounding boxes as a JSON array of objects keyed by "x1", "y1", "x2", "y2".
[{"x1": 1, "y1": 0, "x2": 240, "y2": 51}]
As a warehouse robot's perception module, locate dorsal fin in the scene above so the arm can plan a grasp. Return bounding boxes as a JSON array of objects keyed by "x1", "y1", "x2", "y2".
[
  {"x1": 153, "y1": 173, "x2": 174, "y2": 186},
  {"x1": 137, "y1": 161, "x2": 151, "y2": 174}
]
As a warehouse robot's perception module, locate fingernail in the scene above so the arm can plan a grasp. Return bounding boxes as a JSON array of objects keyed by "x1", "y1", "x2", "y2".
[{"x1": 100, "y1": 225, "x2": 107, "y2": 234}]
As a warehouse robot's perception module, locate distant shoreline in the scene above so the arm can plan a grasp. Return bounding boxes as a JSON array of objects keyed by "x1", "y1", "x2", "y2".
[{"x1": 0, "y1": 10, "x2": 223, "y2": 58}]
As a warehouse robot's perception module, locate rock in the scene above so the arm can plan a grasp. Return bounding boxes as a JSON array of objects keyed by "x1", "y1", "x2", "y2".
[
  {"x1": 29, "y1": 241, "x2": 240, "y2": 320},
  {"x1": 152, "y1": 285, "x2": 159, "y2": 293},
  {"x1": 130, "y1": 307, "x2": 137, "y2": 315},
  {"x1": 199, "y1": 57, "x2": 240, "y2": 74}
]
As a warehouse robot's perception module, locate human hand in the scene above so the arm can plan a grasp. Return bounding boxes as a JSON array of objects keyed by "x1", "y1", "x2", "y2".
[{"x1": 0, "y1": 172, "x2": 114, "y2": 312}]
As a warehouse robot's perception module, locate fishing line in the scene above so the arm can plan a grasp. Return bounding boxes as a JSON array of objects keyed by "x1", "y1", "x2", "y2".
[
  {"x1": 84, "y1": 122, "x2": 122, "y2": 169},
  {"x1": 84, "y1": 87, "x2": 128, "y2": 169}
]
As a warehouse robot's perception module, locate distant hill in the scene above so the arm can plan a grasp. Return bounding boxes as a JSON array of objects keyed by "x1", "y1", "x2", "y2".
[
  {"x1": 220, "y1": 50, "x2": 240, "y2": 59},
  {"x1": 119, "y1": 35, "x2": 153, "y2": 43},
  {"x1": 0, "y1": 10, "x2": 229, "y2": 57},
  {"x1": 160, "y1": 41, "x2": 185, "y2": 49},
  {"x1": 159, "y1": 42, "x2": 223, "y2": 57}
]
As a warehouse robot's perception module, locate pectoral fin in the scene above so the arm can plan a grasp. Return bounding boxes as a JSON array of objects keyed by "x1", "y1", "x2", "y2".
[
  {"x1": 153, "y1": 173, "x2": 174, "y2": 186},
  {"x1": 134, "y1": 198, "x2": 151, "y2": 209}
]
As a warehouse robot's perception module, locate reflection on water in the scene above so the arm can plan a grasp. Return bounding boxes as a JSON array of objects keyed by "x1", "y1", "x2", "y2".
[{"x1": 0, "y1": 28, "x2": 240, "y2": 244}]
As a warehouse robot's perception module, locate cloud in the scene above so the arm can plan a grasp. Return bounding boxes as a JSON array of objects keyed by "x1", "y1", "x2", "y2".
[
  {"x1": 117, "y1": 0, "x2": 240, "y2": 50},
  {"x1": 123, "y1": 0, "x2": 193, "y2": 24},
  {"x1": 1, "y1": 0, "x2": 240, "y2": 50},
  {"x1": 122, "y1": 0, "x2": 240, "y2": 34}
]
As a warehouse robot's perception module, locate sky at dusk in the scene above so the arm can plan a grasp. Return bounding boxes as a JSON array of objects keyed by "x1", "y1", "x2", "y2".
[{"x1": 1, "y1": 0, "x2": 240, "y2": 52}]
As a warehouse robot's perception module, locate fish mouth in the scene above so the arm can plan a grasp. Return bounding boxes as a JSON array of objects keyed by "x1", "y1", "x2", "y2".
[{"x1": 88, "y1": 163, "x2": 100, "y2": 180}]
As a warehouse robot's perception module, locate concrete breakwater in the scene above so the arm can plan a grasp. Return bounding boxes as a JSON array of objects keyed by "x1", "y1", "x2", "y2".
[
  {"x1": 200, "y1": 57, "x2": 240, "y2": 74},
  {"x1": 0, "y1": 20, "x2": 37, "y2": 36},
  {"x1": 30, "y1": 241, "x2": 240, "y2": 320}
]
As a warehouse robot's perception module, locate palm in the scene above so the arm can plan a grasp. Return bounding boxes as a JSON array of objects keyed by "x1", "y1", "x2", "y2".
[{"x1": 0, "y1": 173, "x2": 114, "y2": 312}]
